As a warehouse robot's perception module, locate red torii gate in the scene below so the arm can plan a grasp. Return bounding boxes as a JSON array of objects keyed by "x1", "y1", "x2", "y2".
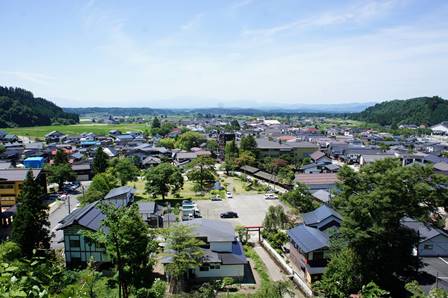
[{"x1": 244, "y1": 225, "x2": 263, "y2": 242}]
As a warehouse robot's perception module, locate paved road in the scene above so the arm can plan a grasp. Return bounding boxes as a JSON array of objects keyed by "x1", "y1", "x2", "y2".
[
  {"x1": 196, "y1": 194, "x2": 284, "y2": 227},
  {"x1": 253, "y1": 244, "x2": 284, "y2": 281},
  {"x1": 50, "y1": 194, "x2": 80, "y2": 249}
]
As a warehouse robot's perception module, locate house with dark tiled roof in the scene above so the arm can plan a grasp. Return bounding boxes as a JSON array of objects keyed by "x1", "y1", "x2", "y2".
[
  {"x1": 162, "y1": 219, "x2": 247, "y2": 281},
  {"x1": 58, "y1": 186, "x2": 136, "y2": 267},
  {"x1": 401, "y1": 217, "x2": 448, "y2": 257},
  {"x1": 287, "y1": 205, "x2": 342, "y2": 285}
]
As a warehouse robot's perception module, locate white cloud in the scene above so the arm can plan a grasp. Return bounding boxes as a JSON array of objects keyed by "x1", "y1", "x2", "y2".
[
  {"x1": 242, "y1": 0, "x2": 402, "y2": 38},
  {"x1": 230, "y1": 0, "x2": 254, "y2": 10}
]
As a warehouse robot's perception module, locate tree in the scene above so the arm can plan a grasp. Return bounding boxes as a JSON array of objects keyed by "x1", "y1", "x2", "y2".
[
  {"x1": 206, "y1": 139, "x2": 218, "y2": 153},
  {"x1": 277, "y1": 167, "x2": 295, "y2": 185},
  {"x1": 111, "y1": 157, "x2": 140, "y2": 186},
  {"x1": 158, "y1": 138, "x2": 176, "y2": 149},
  {"x1": 53, "y1": 149, "x2": 68, "y2": 165},
  {"x1": 87, "y1": 203, "x2": 157, "y2": 298},
  {"x1": 92, "y1": 147, "x2": 109, "y2": 175},
  {"x1": 224, "y1": 140, "x2": 239, "y2": 159},
  {"x1": 405, "y1": 280, "x2": 448, "y2": 298},
  {"x1": 235, "y1": 150, "x2": 256, "y2": 167},
  {"x1": 80, "y1": 172, "x2": 118, "y2": 205},
  {"x1": 0, "y1": 144, "x2": 5, "y2": 154},
  {"x1": 175, "y1": 131, "x2": 206, "y2": 151},
  {"x1": 187, "y1": 156, "x2": 216, "y2": 191},
  {"x1": 325, "y1": 159, "x2": 448, "y2": 296},
  {"x1": 145, "y1": 163, "x2": 184, "y2": 199},
  {"x1": 280, "y1": 183, "x2": 319, "y2": 213},
  {"x1": 230, "y1": 119, "x2": 240, "y2": 130},
  {"x1": 263, "y1": 205, "x2": 289, "y2": 232},
  {"x1": 164, "y1": 224, "x2": 204, "y2": 293},
  {"x1": 45, "y1": 163, "x2": 76, "y2": 190},
  {"x1": 151, "y1": 116, "x2": 161, "y2": 129},
  {"x1": 239, "y1": 135, "x2": 257, "y2": 155},
  {"x1": 11, "y1": 171, "x2": 50, "y2": 257}
]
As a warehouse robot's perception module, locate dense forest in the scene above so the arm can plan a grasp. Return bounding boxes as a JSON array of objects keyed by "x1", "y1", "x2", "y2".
[
  {"x1": 351, "y1": 96, "x2": 448, "y2": 127},
  {"x1": 0, "y1": 86, "x2": 79, "y2": 128}
]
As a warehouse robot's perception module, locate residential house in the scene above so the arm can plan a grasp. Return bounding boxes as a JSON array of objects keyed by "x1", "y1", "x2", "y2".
[
  {"x1": 401, "y1": 217, "x2": 448, "y2": 257},
  {"x1": 58, "y1": 186, "x2": 135, "y2": 267},
  {"x1": 288, "y1": 205, "x2": 342, "y2": 285},
  {"x1": 434, "y1": 162, "x2": 448, "y2": 175},
  {"x1": 310, "y1": 151, "x2": 332, "y2": 164},
  {"x1": 431, "y1": 122, "x2": 448, "y2": 135},
  {"x1": 0, "y1": 169, "x2": 46, "y2": 208},
  {"x1": 45, "y1": 131, "x2": 65, "y2": 143},
  {"x1": 23, "y1": 156, "x2": 45, "y2": 169},
  {"x1": 71, "y1": 163, "x2": 92, "y2": 181},
  {"x1": 137, "y1": 201, "x2": 163, "y2": 228},
  {"x1": 163, "y1": 219, "x2": 247, "y2": 281},
  {"x1": 255, "y1": 138, "x2": 318, "y2": 159}
]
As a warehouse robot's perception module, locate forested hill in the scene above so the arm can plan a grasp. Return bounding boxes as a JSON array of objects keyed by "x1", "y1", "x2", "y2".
[
  {"x1": 0, "y1": 86, "x2": 79, "y2": 128},
  {"x1": 351, "y1": 96, "x2": 448, "y2": 126}
]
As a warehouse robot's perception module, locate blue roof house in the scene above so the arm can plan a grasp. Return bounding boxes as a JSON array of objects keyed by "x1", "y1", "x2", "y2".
[{"x1": 23, "y1": 156, "x2": 45, "y2": 169}]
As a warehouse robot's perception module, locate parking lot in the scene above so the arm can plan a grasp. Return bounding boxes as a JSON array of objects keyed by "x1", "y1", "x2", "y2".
[{"x1": 196, "y1": 194, "x2": 284, "y2": 227}]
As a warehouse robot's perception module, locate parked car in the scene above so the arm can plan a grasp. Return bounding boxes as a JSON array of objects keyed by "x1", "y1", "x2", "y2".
[
  {"x1": 211, "y1": 195, "x2": 222, "y2": 201},
  {"x1": 220, "y1": 211, "x2": 238, "y2": 218},
  {"x1": 264, "y1": 193, "x2": 278, "y2": 200},
  {"x1": 226, "y1": 192, "x2": 233, "y2": 199}
]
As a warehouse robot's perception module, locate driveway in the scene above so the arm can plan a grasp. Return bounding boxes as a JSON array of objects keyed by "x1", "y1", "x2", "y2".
[
  {"x1": 417, "y1": 257, "x2": 448, "y2": 293},
  {"x1": 196, "y1": 194, "x2": 284, "y2": 227}
]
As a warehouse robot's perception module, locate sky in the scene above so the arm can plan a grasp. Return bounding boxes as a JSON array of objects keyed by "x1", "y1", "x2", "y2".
[{"x1": 1, "y1": 0, "x2": 448, "y2": 108}]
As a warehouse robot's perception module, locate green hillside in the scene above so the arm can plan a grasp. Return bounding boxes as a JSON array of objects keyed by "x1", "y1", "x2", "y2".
[
  {"x1": 0, "y1": 86, "x2": 79, "y2": 128},
  {"x1": 351, "y1": 96, "x2": 448, "y2": 126}
]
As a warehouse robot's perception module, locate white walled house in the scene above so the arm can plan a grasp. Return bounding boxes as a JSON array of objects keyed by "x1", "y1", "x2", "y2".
[
  {"x1": 431, "y1": 122, "x2": 448, "y2": 135},
  {"x1": 162, "y1": 219, "x2": 247, "y2": 281}
]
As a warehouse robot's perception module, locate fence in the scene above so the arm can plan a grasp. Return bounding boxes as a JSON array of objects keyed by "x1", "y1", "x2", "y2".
[{"x1": 260, "y1": 238, "x2": 314, "y2": 297}]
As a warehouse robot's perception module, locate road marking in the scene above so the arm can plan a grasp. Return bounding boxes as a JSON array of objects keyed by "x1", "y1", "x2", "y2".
[{"x1": 439, "y1": 257, "x2": 448, "y2": 265}]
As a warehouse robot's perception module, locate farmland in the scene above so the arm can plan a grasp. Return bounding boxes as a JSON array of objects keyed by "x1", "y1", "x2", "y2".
[{"x1": 2, "y1": 122, "x2": 149, "y2": 139}]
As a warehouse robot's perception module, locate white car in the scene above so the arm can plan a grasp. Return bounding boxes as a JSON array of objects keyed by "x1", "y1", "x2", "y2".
[
  {"x1": 264, "y1": 193, "x2": 277, "y2": 200},
  {"x1": 226, "y1": 192, "x2": 233, "y2": 199}
]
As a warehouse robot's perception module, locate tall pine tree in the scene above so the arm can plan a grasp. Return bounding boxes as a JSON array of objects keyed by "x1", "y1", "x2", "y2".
[
  {"x1": 11, "y1": 170, "x2": 50, "y2": 257},
  {"x1": 92, "y1": 147, "x2": 109, "y2": 175}
]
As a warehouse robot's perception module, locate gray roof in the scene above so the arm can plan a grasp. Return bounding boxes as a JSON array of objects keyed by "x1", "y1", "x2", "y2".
[
  {"x1": 104, "y1": 186, "x2": 135, "y2": 200},
  {"x1": 137, "y1": 201, "x2": 157, "y2": 214},
  {"x1": 311, "y1": 190, "x2": 331, "y2": 203},
  {"x1": 240, "y1": 165, "x2": 260, "y2": 174},
  {"x1": 58, "y1": 201, "x2": 104, "y2": 231},
  {"x1": 303, "y1": 205, "x2": 342, "y2": 226},
  {"x1": 183, "y1": 219, "x2": 235, "y2": 242},
  {"x1": 256, "y1": 138, "x2": 317, "y2": 150},
  {"x1": 434, "y1": 162, "x2": 448, "y2": 172},
  {"x1": 310, "y1": 151, "x2": 326, "y2": 161},
  {"x1": 0, "y1": 169, "x2": 42, "y2": 182},
  {"x1": 288, "y1": 224, "x2": 329, "y2": 253},
  {"x1": 401, "y1": 217, "x2": 448, "y2": 242},
  {"x1": 71, "y1": 163, "x2": 91, "y2": 171},
  {"x1": 176, "y1": 152, "x2": 197, "y2": 160}
]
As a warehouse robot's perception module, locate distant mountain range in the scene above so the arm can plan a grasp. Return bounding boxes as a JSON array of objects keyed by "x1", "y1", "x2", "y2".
[
  {"x1": 0, "y1": 86, "x2": 79, "y2": 128},
  {"x1": 64, "y1": 102, "x2": 374, "y2": 117}
]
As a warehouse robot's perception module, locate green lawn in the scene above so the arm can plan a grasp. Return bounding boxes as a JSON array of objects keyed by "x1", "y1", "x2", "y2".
[
  {"x1": 129, "y1": 178, "x2": 218, "y2": 201},
  {"x1": 3, "y1": 123, "x2": 149, "y2": 139}
]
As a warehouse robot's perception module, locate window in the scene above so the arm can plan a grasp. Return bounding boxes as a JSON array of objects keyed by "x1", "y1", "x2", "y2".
[
  {"x1": 424, "y1": 244, "x2": 433, "y2": 250},
  {"x1": 313, "y1": 251, "x2": 324, "y2": 260},
  {"x1": 69, "y1": 239, "x2": 81, "y2": 248},
  {"x1": 199, "y1": 266, "x2": 209, "y2": 271},
  {"x1": 210, "y1": 264, "x2": 220, "y2": 270},
  {"x1": 0, "y1": 183, "x2": 14, "y2": 189}
]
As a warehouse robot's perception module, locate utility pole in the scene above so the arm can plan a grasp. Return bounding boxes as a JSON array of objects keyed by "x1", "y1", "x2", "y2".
[{"x1": 67, "y1": 194, "x2": 71, "y2": 214}]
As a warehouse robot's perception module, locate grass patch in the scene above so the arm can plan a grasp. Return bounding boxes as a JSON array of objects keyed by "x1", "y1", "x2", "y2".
[
  {"x1": 3, "y1": 123, "x2": 149, "y2": 139},
  {"x1": 243, "y1": 244, "x2": 270, "y2": 285},
  {"x1": 129, "y1": 178, "x2": 216, "y2": 201}
]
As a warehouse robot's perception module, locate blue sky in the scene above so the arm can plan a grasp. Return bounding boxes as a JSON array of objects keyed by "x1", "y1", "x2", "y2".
[{"x1": 1, "y1": 0, "x2": 448, "y2": 108}]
